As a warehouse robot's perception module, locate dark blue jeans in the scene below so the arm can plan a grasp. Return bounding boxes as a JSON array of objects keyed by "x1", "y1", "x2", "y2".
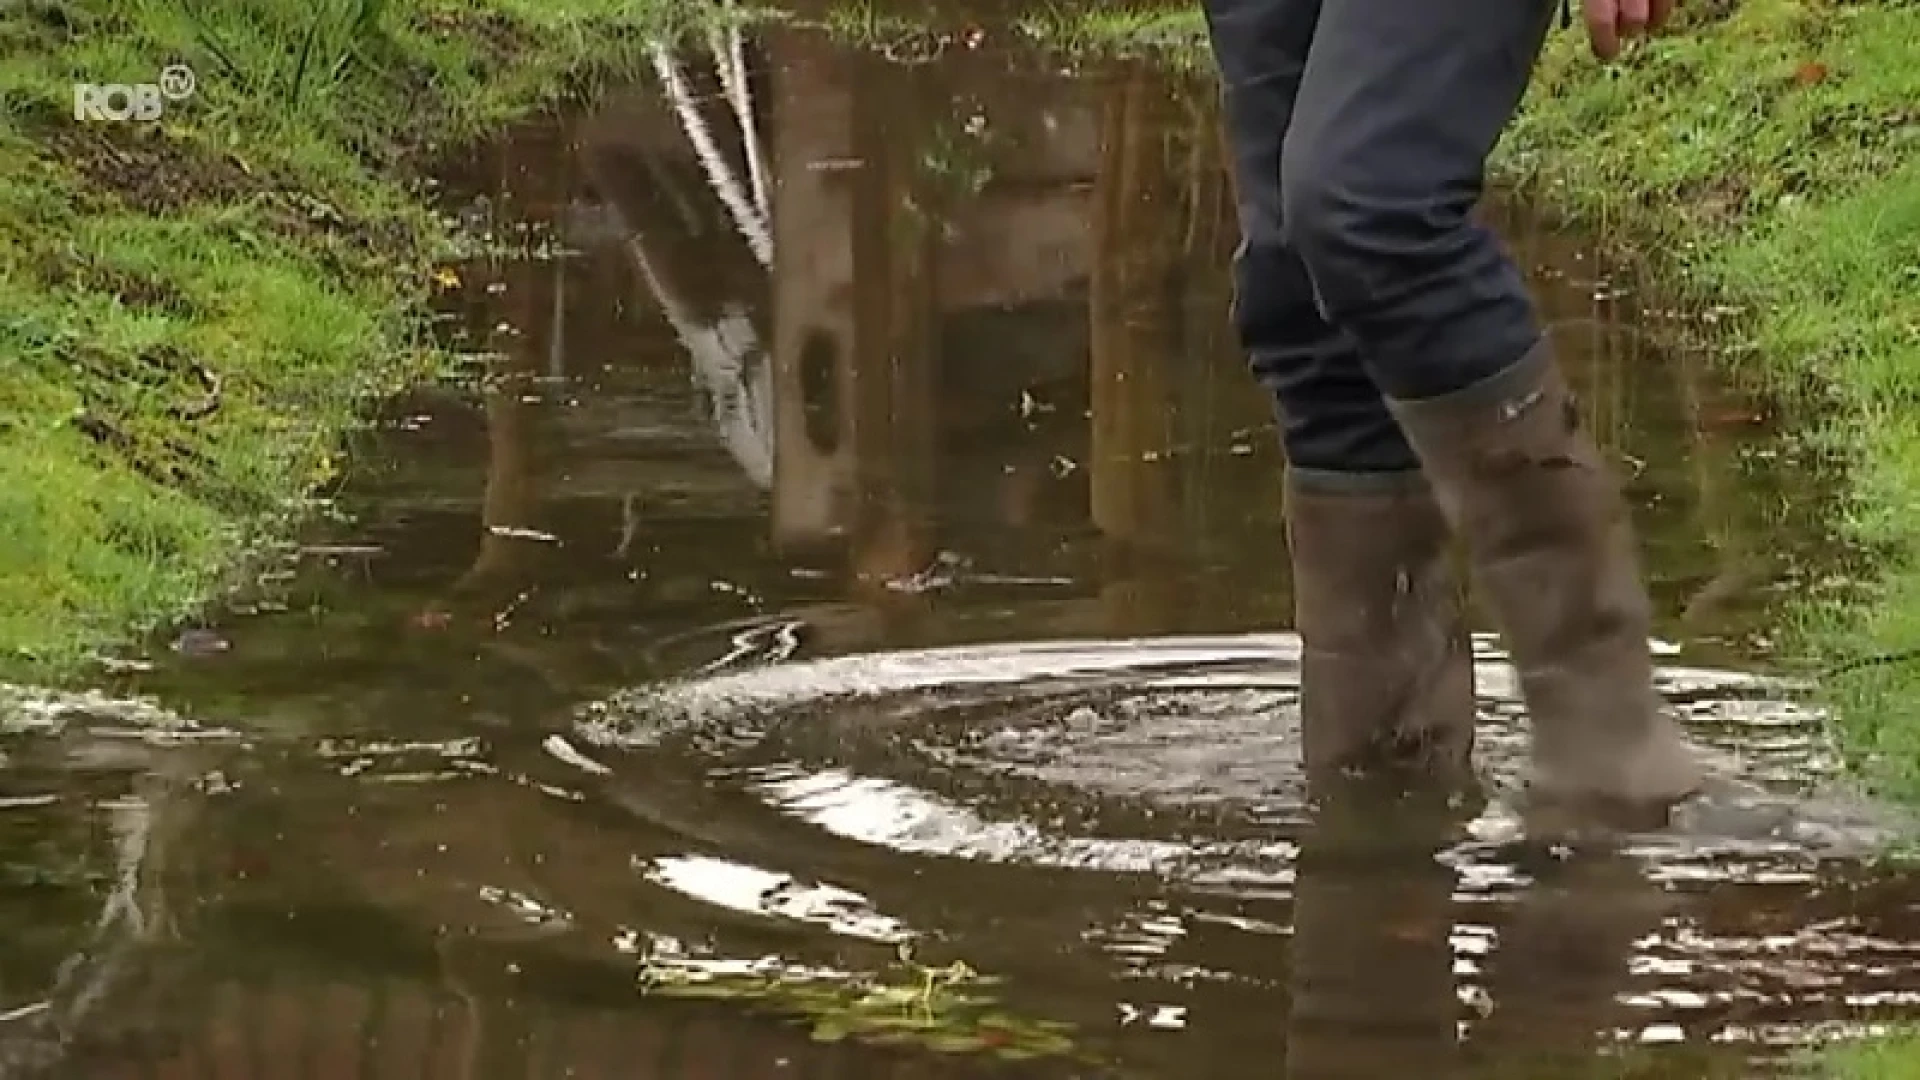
[{"x1": 1203, "y1": 0, "x2": 1560, "y2": 474}]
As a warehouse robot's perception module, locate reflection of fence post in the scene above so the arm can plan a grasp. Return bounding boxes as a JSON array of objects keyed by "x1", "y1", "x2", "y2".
[
  {"x1": 768, "y1": 28, "x2": 858, "y2": 560},
  {"x1": 1090, "y1": 65, "x2": 1183, "y2": 631},
  {"x1": 1673, "y1": 339, "x2": 1767, "y2": 631},
  {"x1": 844, "y1": 50, "x2": 939, "y2": 593},
  {"x1": 767, "y1": 32, "x2": 939, "y2": 592}
]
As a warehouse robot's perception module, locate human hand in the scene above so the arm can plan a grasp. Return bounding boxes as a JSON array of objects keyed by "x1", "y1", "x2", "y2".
[{"x1": 1583, "y1": 0, "x2": 1676, "y2": 61}]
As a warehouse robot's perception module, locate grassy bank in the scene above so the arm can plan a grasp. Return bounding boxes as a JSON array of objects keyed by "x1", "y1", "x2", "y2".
[
  {"x1": 1498, "y1": 0, "x2": 1920, "y2": 800},
  {"x1": 1830, "y1": 1034, "x2": 1920, "y2": 1080},
  {"x1": 0, "y1": 0, "x2": 719, "y2": 679}
]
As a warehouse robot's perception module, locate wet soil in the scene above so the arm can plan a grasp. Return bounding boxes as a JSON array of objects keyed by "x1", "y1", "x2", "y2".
[{"x1": 0, "y1": 23, "x2": 1903, "y2": 1080}]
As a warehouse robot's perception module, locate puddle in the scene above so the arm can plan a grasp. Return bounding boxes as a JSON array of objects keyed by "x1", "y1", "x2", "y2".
[{"x1": 0, "y1": 18, "x2": 1901, "y2": 1080}]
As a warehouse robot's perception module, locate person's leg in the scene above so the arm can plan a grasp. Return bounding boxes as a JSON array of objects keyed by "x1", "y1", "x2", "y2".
[
  {"x1": 1203, "y1": 0, "x2": 1414, "y2": 479},
  {"x1": 1279, "y1": 0, "x2": 1701, "y2": 813},
  {"x1": 1202, "y1": 0, "x2": 1474, "y2": 788}
]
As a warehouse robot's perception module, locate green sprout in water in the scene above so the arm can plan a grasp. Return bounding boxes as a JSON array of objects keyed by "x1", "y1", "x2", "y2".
[{"x1": 637, "y1": 939, "x2": 1085, "y2": 1061}]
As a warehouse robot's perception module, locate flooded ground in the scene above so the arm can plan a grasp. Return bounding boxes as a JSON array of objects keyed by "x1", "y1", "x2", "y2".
[{"x1": 0, "y1": 22, "x2": 1908, "y2": 1080}]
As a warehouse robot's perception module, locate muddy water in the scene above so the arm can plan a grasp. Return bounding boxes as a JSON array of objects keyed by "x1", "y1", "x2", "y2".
[{"x1": 0, "y1": 23, "x2": 1905, "y2": 1080}]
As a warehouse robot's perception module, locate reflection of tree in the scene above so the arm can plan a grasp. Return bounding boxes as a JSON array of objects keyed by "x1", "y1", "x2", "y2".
[
  {"x1": 647, "y1": 12, "x2": 772, "y2": 270},
  {"x1": 581, "y1": 29, "x2": 779, "y2": 498},
  {"x1": 1090, "y1": 63, "x2": 1180, "y2": 551},
  {"x1": 0, "y1": 755, "x2": 200, "y2": 1075},
  {"x1": 743, "y1": 27, "x2": 948, "y2": 613},
  {"x1": 457, "y1": 358, "x2": 540, "y2": 594},
  {"x1": 598, "y1": 197, "x2": 776, "y2": 492},
  {"x1": 640, "y1": 18, "x2": 780, "y2": 497},
  {"x1": 444, "y1": 121, "x2": 567, "y2": 607}
]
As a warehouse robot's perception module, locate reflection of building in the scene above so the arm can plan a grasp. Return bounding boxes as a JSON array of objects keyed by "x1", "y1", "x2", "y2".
[
  {"x1": 758, "y1": 29, "x2": 1103, "y2": 568},
  {"x1": 573, "y1": 28, "x2": 1263, "y2": 604},
  {"x1": 364, "y1": 17, "x2": 1812, "y2": 659}
]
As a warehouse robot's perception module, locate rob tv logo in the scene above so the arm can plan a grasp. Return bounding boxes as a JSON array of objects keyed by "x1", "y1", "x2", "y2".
[{"x1": 74, "y1": 65, "x2": 196, "y2": 123}]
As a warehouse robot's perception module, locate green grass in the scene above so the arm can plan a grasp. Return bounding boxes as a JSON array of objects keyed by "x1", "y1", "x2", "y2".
[
  {"x1": 1012, "y1": 3, "x2": 1206, "y2": 65},
  {"x1": 1498, "y1": 0, "x2": 1920, "y2": 801},
  {"x1": 1817, "y1": 1032, "x2": 1920, "y2": 1079},
  {"x1": 807, "y1": 0, "x2": 1209, "y2": 67},
  {"x1": 0, "y1": 0, "x2": 715, "y2": 679}
]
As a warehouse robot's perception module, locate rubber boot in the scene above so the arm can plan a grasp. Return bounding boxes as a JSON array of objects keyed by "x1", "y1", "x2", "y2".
[
  {"x1": 1285, "y1": 467, "x2": 1477, "y2": 792},
  {"x1": 1385, "y1": 341, "x2": 1704, "y2": 821}
]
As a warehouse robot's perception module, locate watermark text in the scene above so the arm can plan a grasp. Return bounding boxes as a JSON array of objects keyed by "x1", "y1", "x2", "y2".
[{"x1": 74, "y1": 64, "x2": 196, "y2": 123}]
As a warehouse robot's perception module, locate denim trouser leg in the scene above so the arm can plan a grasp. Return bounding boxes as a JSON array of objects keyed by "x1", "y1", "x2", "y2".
[
  {"x1": 1203, "y1": 0, "x2": 1560, "y2": 472},
  {"x1": 1203, "y1": 0, "x2": 1417, "y2": 474}
]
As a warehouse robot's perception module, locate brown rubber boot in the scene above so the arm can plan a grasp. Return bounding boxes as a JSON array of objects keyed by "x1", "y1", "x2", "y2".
[
  {"x1": 1385, "y1": 340, "x2": 1704, "y2": 818},
  {"x1": 1285, "y1": 466, "x2": 1477, "y2": 792}
]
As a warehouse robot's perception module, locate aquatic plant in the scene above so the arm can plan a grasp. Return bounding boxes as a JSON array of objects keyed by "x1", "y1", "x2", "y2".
[{"x1": 638, "y1": 938, "x2": 1085, "y2": 1060}]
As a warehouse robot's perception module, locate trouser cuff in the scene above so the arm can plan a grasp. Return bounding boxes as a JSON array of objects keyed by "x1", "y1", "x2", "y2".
[
  {"x1": 1286, "y1": 465, "x2": 1433, "y2": 495},
  {"x1": 1385, "y1": 336, "x2": 1554, "y2": 420}
]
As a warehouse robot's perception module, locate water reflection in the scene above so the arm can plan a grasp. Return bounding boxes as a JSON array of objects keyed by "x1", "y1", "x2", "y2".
[
  {"x1": 0, "y1": 20, "x2": 1888, "y2": 1080},
  {"x1": 421, "y1": 17, "x2": 1834, "y2": 662},
  {"x1": 1284, "y1": 783, "x2": 1463, "y2": 1080}
]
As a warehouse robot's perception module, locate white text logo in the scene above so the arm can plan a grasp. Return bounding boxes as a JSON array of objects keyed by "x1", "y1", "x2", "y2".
[{"x1": 74, "y1": 64, "x2": 196, "y2": 123}]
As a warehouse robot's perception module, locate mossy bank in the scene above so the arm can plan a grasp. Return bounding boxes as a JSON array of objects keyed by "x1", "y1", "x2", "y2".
[{"x1": 0, "y1": 0, "x2": 726, "y2": 679}]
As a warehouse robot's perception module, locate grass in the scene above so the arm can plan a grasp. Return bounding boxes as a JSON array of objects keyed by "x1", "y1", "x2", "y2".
[
  {"x1": 0, "y1": 0, "x2": 722, "y2": 679},
  {"x1": 1497, "y1": 0, "x2": 1920, "y2": 801},
  {"x1": 639, "y1": 940, "x2": 1086, "y2": 1061},
  {"x1": 1828, "y1": 1033, "x2": 1920, "y2": 1080},
  {"x1": 1012, "y1": 3, "x2": 1206, "y2": 65},
  {"x1": 806, "y1": 0, "x2": 1210, "y2": 68}
]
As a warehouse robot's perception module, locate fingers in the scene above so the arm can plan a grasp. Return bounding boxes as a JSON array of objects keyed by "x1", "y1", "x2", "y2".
[
  {"x1": 1618, "y1": 0, "x2": 1652, "y2": 36},
  {"x1": 1587, "y1": 0, "x2": 1670, "y2": 62},
  {"x1": 1585, "y1": 0, "x2": 1621, "y2": 60}
]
